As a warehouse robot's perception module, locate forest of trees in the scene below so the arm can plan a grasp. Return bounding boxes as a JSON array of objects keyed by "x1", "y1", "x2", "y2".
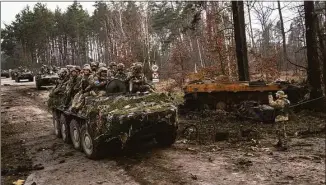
[{"x1": 1, "y1": 1, "x2": 325, "y2": 91}]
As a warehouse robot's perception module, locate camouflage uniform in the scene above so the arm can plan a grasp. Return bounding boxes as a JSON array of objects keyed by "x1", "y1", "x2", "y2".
[
  {"x1": 268, "y1": 90, "x2": 290, "y2": 149},
  {"x1": 49, "y1": 68, "x2": 69, "y2": 108},
  {"x1": 115, "y1": 63, "x2": 127, "y2": 81},
  {"x1": 90, "y1": 62, "x2": 99, "y2": 74},
  {"x1": 70, "y1": 66, "x2": 94, "y2": 112},
  {"x1": 91, "y1": 67, "x2": 109, "y2": 97},
  {"x1": 127, "y1": 62, "x2": 153, "y2": 93},
  {"x1": 63, "y1": 67, "x2": 81, "y2": 108},
  {"x1": 108, "y1": 62, "x2": 117, "y2": 78}
]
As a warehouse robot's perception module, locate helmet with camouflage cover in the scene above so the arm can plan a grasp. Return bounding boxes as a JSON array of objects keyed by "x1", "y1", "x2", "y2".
[
  {"x1": 83, "y1": 63, "x2": 90, "y2": 68},
  {"x1": 117, "y1": 63, "x2": 125, "y2": 71},
  {"x1": 66, "y1": 65, "x2": 74, "y2": 70},
  {"x1": 74, "y1": 65, "x2": 81, "y2": 72},
  {"x1": 90, "y1": 62, "x2": 98, "y2": 68},
  {"x1": 83, "y1": 65, "x2": 92, "y2": 74},
  {"x1": 276, "y1": 90, "x2": 287, "y2": 98},
  {"x1": 133, "y1": 62, "x2": 143, "y2": 73},
  {"x1": 59, "y1": 68, "x2": 68, "y2": 78},
  {"x1": 98, "y1": 62, "x2": 107, "y2": 68},
  {"x1": 109, "y1": 62, "x2": 117, "y2": 69},
  {"x1": 97, "y1": 67, "x2": 108, "y2": 74}
]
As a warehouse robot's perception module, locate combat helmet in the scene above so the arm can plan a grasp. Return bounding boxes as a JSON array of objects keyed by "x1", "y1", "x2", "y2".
[
  {"x1": 117, "y1": 63, "x2": 125, "y2": 71},
  {"x1": 276, "y1": 90, "x2": 287, "y2": 98},
  {"x1": 98, "y1": 62, "x2": 107, "y2": 68},
  {"x1": 109, "y1": 62, "x2": 117, "y2": 69}
]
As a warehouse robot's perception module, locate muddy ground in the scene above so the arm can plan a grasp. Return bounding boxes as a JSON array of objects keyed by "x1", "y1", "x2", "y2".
[{"x1": 1, "y1": 77, "x2": 325, "y2": 185}]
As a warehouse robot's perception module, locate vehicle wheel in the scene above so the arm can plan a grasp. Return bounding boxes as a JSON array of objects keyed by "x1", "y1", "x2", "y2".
[
  {"x1": 53, "y1": 111, "x2": 62, "y2": 138},
  {"x1": 29, "y1": 77, "x2": 34, "y2": 82},
  {"x1": 155, "y1": 125, "x2": 177, "y2": 147},
  {"x1": 81, "y1": 124, "x2": 102, "y2": 159},
  {"x1": 60, "y1": 114, "x2": 70, "y2": 143},
  {"x1": 36, "y1": 81, "x2": 41, "y2": 90},
  {"x1": 15, "y1": 78, "x2": 19, "y2": 83},
  {"x1": 70, "y1": 119, "x2": 82, "y2": 150}
]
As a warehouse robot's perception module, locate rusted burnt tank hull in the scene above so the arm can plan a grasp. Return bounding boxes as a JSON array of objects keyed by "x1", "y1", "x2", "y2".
[{"x1": 183, "y1": 82, "x2": 282, "y2": 111}]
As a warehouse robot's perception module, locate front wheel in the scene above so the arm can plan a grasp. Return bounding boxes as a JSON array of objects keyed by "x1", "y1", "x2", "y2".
[
  {"x1": 70, "y1": 119, "x2": 82, "y2": 150},
  {"x1": 36, "y1": 81, "x2": 41, "y2": 90},
  {"x1": 80, "y1": 124, "x2": 102, "y2": 159},
  {"x1": 155, "y1": 125, "x2": 177, "y2": 147},
  {"x1": 53, "y1": 111, "x2": 62, "y2": 138},
  {"x1": 60, "y1": 114, "x2": 70, "y2": 143},
  {"x1": 29, "y1": 77, "x2": 34, "y2": 82}
]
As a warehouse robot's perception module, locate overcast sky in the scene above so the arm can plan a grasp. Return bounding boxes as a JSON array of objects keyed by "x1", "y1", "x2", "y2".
[
  {"x1": 1, "y1": 2, "x2": 296, "y2": 34},
  {"x1": 1, "y1": 2, "x2": 95, "y2": 28}
]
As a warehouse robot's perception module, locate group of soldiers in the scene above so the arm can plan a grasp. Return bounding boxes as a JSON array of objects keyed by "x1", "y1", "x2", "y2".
[
  {"x1": 49, "y1": 61, "x2": 152, "y2": 113},
  {"x1": 40, "y1": 65, "x2": 59, "y2": 74}
]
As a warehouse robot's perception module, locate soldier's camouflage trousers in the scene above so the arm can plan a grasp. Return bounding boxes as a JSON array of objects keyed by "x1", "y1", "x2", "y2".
[
  {"x1": 275, "y1": 121, "x2": 288, "y2": 147},
  {"x1": 71, "y1": 91, "x2": 90, "y2": 110}
]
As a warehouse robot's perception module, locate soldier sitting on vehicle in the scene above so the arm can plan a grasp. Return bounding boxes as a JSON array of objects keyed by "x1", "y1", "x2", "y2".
[
  {"x1": 115, "y1": 63, "x2": 127, "y2": 81},
  {"x1": 49, "y1": 68, "x2": 69, "y2": 108},
  {"x1": 90, "y1": 62, "x2": 99, "y2": 74},
  {"x1": 63, "y1": 67, "x2": 81, "y2": 108},
  {"x1": 127, "y1": 62, "x2": 154, "y2": 93},
  {"x1": 268, "y1": 90, "x2": 290, "y2": 150},
  {"x1": 108, "y1": 62, "x2": 117, "y2": 77},
  {"x1": 89, "y1": 67, "x2": 110, "y2": 97},
  {"x1": 70, "y1": 65, "x2": 94, "y2": 113}
]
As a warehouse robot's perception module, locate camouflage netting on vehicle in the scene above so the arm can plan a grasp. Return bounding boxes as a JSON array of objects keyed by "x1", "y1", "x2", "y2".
[
  {"x1": 81, "y1": 93, "x2": 178, "y2": 116},
  {"x1": 48, "y1": 92, "x2": 65, "y2": 109},
  {"x1": 79, "y1": 92, "x2": 180, "y2": 141}
]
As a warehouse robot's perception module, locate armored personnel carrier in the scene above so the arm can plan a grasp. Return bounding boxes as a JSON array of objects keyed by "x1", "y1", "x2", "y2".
[
  {"x1": 1, "y1": 70, "x2": 10, "y2": 78},
  {"x1": 36, "y1": 70, "x2": 59, "y2": 89},
  {"x1": 49, "y1": 80, "x2": 178, "y2": 159},
  {"x1": 15, "y1": 69, "x2": 34, "y2": 82}
]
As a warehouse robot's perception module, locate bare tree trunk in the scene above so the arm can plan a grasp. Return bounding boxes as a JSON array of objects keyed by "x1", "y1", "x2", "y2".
[
  {"x1": 277, "y1": 1, "x2": 287, "y2": 71},
  {"x1": 316, "y1": 1, "x2": 326, "y2": 92},
  {"x1": 247, "y1": 1, "x2": 255, "y2": 49},
  {"x1": 196, "y1": 38, "x2": 204, "y2": 67},
  {"x1": 304, "y1": 1, "x2": 323, "y2": 99},
  {"x1": 232, "y1": 1, "x2": 250, "y2": 81}
]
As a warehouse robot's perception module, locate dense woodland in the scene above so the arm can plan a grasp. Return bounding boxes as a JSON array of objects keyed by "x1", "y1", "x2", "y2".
[{"x1": 1, "y1": 1, "x2": 326, "y2": 94}]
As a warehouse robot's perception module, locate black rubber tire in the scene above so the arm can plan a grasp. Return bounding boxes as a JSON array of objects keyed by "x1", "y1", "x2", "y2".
[
  {"x1": 155, "y1": 125, "x2": 177, "y2": 147},
  {"x1": 70, "y1": 119, "x2": 82, "y2": 150},
  {"x1": 60, "y1": 114, "x2": 70, "y2": 143},
  {"x1": 29, "y1": 77, "x2": 34, "y2": 82},
  {"x1": 53, "y1": 111, "x2": 62, "y2": 138},
  {"x1": 80, "y1": 124, "x2": 102, "y2": 159},
  {"x1": 36, "y1": 81, "x2": 41, "y2": 90}
]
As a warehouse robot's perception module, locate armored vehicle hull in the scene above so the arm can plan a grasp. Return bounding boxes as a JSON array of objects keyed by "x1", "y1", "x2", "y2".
[
  {"x1": 51, "y1": 92, "x2": 178, "y2": 159},
  {"x1": 15, "y1": 71, "x2": 34, "y2": 82},
  {"x1": 36, "y1": 73, "x2": 59, "y2": 89},
  {"x1": 1, "y1": 70, "x2": 10, "y2": 78}
]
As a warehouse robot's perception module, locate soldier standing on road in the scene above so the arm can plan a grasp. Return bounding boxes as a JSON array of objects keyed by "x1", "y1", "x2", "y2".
[{"x1": 268, "y1": 90, "x2": 290, "y2": 150}]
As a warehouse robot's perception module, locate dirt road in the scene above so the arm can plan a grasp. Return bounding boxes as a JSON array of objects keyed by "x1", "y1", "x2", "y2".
[{"x1": 1, "y1": 77, "x2": 325, "y2": 185}]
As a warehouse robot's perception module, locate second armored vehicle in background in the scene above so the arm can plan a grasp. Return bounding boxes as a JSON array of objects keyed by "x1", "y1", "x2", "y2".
[
  {"x1": 36, "y1": 70, "x2": 59, "y2": 89},
  {"x1": 15, "y1": 69, "x2": 34, "y2": 82}
]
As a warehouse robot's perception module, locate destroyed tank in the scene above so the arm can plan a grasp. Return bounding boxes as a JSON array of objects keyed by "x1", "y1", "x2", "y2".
[
  {"x1": 36, "y1": 70, "x2": 59, "y2": 89},
  {"x1": 50, "y1": 80, "x2": 178, "y2": 159}
]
